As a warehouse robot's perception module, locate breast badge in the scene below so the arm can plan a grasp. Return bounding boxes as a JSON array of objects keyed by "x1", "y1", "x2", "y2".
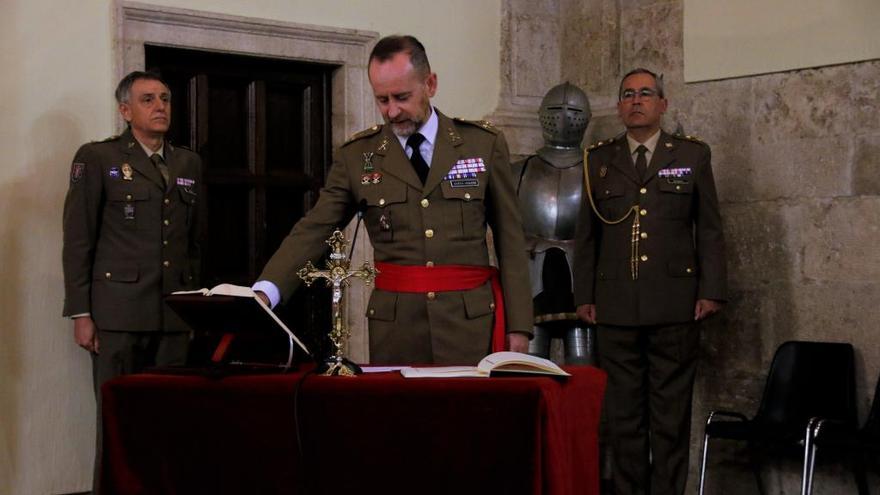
[{"x1": 122, "y1": 163, "x2": 133, "y2": 181}]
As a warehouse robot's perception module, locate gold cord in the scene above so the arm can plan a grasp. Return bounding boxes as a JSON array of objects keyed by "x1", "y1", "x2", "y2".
[{"x1": 582, "y1": 148, "x2": 641, "y2": 280}]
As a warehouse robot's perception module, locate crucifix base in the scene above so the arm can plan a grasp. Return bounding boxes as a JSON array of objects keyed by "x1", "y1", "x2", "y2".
[{"x1": 317, "y1": 356, "x2": 363, "y2": 376}]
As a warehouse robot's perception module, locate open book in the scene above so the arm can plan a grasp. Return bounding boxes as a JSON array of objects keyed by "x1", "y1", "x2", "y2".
[
  {"x1": 170, "y1": 283, "x2": 310, "y2": 360},
  {"x1": 400, "y1": 351, "x2": 570, "y2": 378}
]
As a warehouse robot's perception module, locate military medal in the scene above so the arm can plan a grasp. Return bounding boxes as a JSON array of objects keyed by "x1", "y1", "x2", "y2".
[
  {"x1": 378, "y1": 213, "x2": 392, "y2": 231},
  {"x1": 122, "y1": 163, "x2": 133, "y2": 181},
  {"x1": 124, "y1": 204, "x2": 135, "y2": 220},
  {"x1": 109, "y1": 166, "x2": 121, "y2": 179},
  {"x1": 362, "y1": 152, "x2": 375, "y2": 172},
  {"x1": 361, "y1": 172, "x2": 382, "y2": 185}
]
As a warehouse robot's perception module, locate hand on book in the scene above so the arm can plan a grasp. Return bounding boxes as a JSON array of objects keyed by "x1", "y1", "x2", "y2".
[{"x1": 255, "y1": 290, "x2": 270, "y2": 307}]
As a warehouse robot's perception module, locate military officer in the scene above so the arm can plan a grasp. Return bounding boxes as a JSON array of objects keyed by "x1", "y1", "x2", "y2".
[
  {"x1": 63, "y1": 72, "x2": 201, "y2": 491},
  {"x1": 574, "y1": 68, "x2": 727, "y2": 495},
  {"x1": 254, "y1": 35, "x2": 532, "y2": 365}
]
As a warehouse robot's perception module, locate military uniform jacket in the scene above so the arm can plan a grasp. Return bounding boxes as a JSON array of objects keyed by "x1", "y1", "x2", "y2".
[
  {"x1": 62, "y1": 128, "x2": 202, "y2": 332},
  {"x1": 573, "y1": 131, "x2": 727, "y2": 326},
  {"x1": 259, "y1": 110, "x2": 533, "y2": 364}
]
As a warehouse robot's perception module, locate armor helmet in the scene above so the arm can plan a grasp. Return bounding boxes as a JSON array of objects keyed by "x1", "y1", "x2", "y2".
[{"x1": 538, "y1": 82, "x2": 591, "y2": 148}]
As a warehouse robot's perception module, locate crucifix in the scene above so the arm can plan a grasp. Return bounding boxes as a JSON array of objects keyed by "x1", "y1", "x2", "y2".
[{"x1": 298, "y1": 229, "x2": 377, "y2": 376}]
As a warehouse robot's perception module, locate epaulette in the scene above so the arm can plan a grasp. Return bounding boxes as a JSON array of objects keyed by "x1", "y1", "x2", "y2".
[
  {"x1": 343, "y1": 124, "x2": 382, "y2": 146},
  {"x1": 93, "y1": 134, "x2": 120, "y2": 143},
  {"x1": 672, "y1": 133, "x2": 708, "y2": 146},
  {"x1": 453, "y1": 117, "x2": 500, "y2": 134},
  {"x1": 586, "y1": 136, "x2": 617, "y2": 152},
  {"x1": 168, "y1": 142, "x2": 195, "y2": 153}
]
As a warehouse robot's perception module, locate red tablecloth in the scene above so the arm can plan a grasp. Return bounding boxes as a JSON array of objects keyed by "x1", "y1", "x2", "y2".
[{"x1": 102, "y1": 365, "x2": 606, "y2": 495}]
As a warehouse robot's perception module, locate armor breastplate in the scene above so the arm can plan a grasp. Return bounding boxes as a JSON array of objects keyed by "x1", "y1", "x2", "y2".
[{"x1": 516, "y1": 155, "x2": 583, "y2": 243}]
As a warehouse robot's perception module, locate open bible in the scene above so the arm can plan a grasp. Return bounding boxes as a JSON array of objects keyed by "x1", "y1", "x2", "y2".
[
  {"x1": 168, "y1": 283, "x2": 309, "y2": 371},
  {"x1": 400, "y1": 351, "x2": 571, "y2": 378}
]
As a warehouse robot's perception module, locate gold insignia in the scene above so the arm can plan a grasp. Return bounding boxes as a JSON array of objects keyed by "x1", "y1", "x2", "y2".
[
  {"x1": 665, "y1": 142, "x2": 673, "y2": 148},
  {"x1": 378, "y1": 137, "x2": 389, "y2": 152},
  {"x1": 599, "y1": 165, "x2": 607, "y2": 178},
  {"x1": 447, "y1": 127, "x2": 462, "y2": 144},
  {"x1": 127, "y1": 141, "x2": 135, "y2": 149},
  {"x1": 121, "y1": 163, "x2": 133, "y2": 181}
]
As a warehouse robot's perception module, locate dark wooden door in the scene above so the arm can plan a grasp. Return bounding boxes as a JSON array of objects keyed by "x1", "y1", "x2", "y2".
[{"x1": 146, "y1": 45, "x2": 336, "y2": 356}]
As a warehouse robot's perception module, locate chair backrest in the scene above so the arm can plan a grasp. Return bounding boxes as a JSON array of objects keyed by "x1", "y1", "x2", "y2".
[
  {"x1": 755, "y1": 341, "x2": 857, "y2": 433},
  {"x1": 863, "y1": 370, "x2": 880, "y2": 439}
]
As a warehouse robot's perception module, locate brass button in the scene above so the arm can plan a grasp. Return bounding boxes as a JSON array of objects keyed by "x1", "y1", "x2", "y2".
[
  {"x1": 640, "y1": 255, "x2": 648, "y2": 262},
  {"x1": 368, "y1": 308, "x2": 375, "y2": 316},
  {"x1": 427, "y1": 291, "x2": 436, "y2": 300},
  {"x1": 640, "y1": 209, "x2": 647, "y2": 216},
  {"x1": 675, "y1": 185, "x2": 682, "y2": 191},
  {"x1": 640, "y1": 187, "x2": 647, "y2": 194},
  {"x1": 426, "y1": 261, "x2": 434, "y2": 267},
  {"x1": 163, "y1": 240, "x2": 168, "y2": 246},
  {"x1": 163, "y1": 260, "x2": 171, "y2": 267},
  {"x1": 379, "y1": 198, "x2": 386, "y2": 206},
  {"x1": 640, "y1": 232, "x2": 648, "y2": 239},
  {"x1": 125, "y1": 194, "x2": 133, "y2": 201},
  {"x1": 164, "y1": 198, "x2": 171, "y2": 205},
  {"x1": 425, "y1": 229, "x2": 434, "y2": 238},
  {"x1": 420, "y1": 198, "x2": 429, "y2": 208},
  {"x1": 104, "y1": 272, "x2": 112, "y2": 279},
  {"x1": 489, "y1": 302, "x2": 496, "y2": 310},
  {"x1": 686, "y1": 267, "x2": 693, "y2": 274},
  {"x1": 464, "y1": 193, "x2": 471, "y2": 201},
  {"x1": 604, "y1": 190, "x2": 611, "y2": 195},
  {"x1": 163, "y1": 219, "x2": 170, "y2": 226}
]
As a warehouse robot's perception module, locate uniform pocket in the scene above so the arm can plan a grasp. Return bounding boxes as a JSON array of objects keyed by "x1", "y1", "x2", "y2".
[
  {"x1": 667, "y1": 258, "x2": 698, "y2": 277},
  {"x1": 461, "y1": 283, "x2": 494, "y2": 319},
  {"x1": 657, "y1": 179, "x2": 694, "y2": 218},
  {"x1": 107, "y1": 186, "x2": 151, "y2": 230},
  {"x1": 363, "y1": 183, "x2": 407, "y2": 244},
  {"x1": 440, "y1": 179, "x2": 487, "y2": 236},
  {"x1": 366, "y1": 289, "x2": 398, "y2": 322},
  {"x1": 92, "y1": 262, "x2": 139, "y2": 282}
]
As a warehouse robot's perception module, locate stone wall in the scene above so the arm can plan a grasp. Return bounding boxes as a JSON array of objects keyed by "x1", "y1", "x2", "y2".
[{"x1": 493, "y1": 0, "x2": 880, "y2": 492}]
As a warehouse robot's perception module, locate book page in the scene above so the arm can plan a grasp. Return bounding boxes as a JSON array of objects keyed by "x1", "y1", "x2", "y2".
[
  {"x1": 400, "y1": 366, "x2": 487, "y2": 378},
  {"x1": 206, "y1": 283, "x2": 255, "y2": 297},
  {"x1": 477, "y1": 352, "x2": 570, "y2": 376}
]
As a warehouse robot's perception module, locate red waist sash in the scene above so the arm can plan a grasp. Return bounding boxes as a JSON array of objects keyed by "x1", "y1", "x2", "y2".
[{"x1": 374, "y1": 262, "x2": 506, "y2": 353}]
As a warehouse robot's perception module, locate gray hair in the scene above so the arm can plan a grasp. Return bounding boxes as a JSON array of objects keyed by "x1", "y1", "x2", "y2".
[
  {"x1": 115, "y1": 71, "x2": 169, "y2": 104},
  {"x1": 618, "y1": 68, "x2": 664, "y2": 100}
]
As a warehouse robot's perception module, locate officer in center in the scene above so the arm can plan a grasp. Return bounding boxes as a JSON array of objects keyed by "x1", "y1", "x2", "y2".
[{"x1": 253, "y1": 35, "x2": 533, "y2": 364}]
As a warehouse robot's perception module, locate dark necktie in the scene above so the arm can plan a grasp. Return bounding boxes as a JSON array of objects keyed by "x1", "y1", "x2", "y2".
[
  {"x1": 406, "y1": 133, "x2": 429, "y2": 184},
  {"x1": 150, "y1": 153, "x2": 170, "y2": 190},
  {"x1": 634, "y1": 144, "x2": 648, "y2": 181}
]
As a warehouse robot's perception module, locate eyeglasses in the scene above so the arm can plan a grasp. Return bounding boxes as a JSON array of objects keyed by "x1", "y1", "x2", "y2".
[{"x1": 620, "y1": 88, "x2": 658, "y2": 101}]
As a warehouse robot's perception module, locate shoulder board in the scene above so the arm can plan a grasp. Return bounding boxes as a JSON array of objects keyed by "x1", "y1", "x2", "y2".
[
  {"x1": 168, "y1": 142, "x2": 194, "y2": 153},
  {"x1": 93, "y1": 134, "x2": 120, "y2": 144},
  {"x1": 453, "y1": 117, "x2": 500, "y2": 134},
  {"x1": 672, "y1": 133, "x2": 707, "y2": 146},
  {"x1": 586, "y1": 136, "x2": 617, "y2": 152},
  {"x1": 343, "y1": 125, "x2": 382, "y2": 146}
]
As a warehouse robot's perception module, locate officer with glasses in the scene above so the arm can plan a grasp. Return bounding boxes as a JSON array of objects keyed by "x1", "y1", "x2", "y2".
[{"x1": 574, "y1": 68, "x2": 727, "y2": 495}]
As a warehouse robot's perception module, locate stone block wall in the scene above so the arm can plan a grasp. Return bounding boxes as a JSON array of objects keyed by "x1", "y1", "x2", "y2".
[{"x1": 493, "y1": 0, "x2": 880, "y2": 492}]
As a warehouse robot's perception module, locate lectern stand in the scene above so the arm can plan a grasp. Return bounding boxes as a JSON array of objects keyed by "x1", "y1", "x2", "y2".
[{"x1": 165, "y1": 293, "x2": 310, "y2": 372}]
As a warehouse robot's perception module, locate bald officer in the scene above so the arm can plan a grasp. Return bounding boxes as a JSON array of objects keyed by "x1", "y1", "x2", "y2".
[
  {"x1": 574, "y1": 68, "x2": 727, "y2": 495},
  {"x1": 254, "y1": 35, "x2": 532, "y2": 364}
]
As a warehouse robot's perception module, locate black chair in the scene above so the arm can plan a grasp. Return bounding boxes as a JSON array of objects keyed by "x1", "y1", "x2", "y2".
[
  {"x1": 802, "y1": 370, "x2": 880, "y2": 495},
  {"x1": 698, "y1": 341, "x2": 858, "y2": 495}
]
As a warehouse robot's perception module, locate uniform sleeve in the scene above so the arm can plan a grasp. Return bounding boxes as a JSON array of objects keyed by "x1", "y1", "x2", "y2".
[
  {"x1": 257, "y1": 153, "x2": 357, "y2": 303},
  {"x1": 486, "y1": 132, "x2": 534, "y2": 335},
  {"x1": 62, "y1": 145, "x2": 104, "y2": 317},
  {"x1": 573, "y1": 151, "x2": 599, "y2": 306},
  {"x1": 694, "y1": 145, "x2": 727, "y2": 301}
]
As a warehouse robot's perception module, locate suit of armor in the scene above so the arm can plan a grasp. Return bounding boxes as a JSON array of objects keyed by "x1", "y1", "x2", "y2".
[{"x1": 513, "y1": 82, "x2": 594, "y2": 365}]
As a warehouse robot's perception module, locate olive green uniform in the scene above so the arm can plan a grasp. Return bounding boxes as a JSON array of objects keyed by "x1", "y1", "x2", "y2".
[
  {"x1": 260, "y1": 110, "x2": 533, "y2": 365},
  {"x1": 62, "y1": 127, "x2": 202, "y2": 383},
  {"x1": 574, "y1": 131, "x2": 727, "y2": 495}
]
